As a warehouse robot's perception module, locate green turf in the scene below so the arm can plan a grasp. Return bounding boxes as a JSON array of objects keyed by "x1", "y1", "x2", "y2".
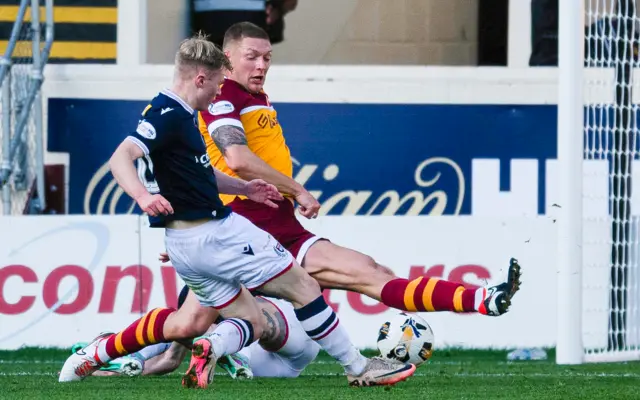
[{"x1": 1, "y1": 347, "x2": 638, "y2": 399}]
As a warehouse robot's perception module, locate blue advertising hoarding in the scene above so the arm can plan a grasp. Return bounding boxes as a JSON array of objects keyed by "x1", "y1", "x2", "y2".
[{"x1": 47, "y1": 98, "x2": 558, "y2": 216}]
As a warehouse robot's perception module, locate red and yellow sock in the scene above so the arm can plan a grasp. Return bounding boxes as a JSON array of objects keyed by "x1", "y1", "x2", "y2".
[
  {"x1": 380, "y1": 277, "x2": 479, "y2": 313},
  {"x1": 96, "y1": 307, "x2": 174, "y2": 362}
]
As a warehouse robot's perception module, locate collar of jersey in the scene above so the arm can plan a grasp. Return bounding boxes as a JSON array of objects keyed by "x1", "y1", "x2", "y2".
[{"x1": 161, "y1": 89, "x2": 194, "y2": 114}]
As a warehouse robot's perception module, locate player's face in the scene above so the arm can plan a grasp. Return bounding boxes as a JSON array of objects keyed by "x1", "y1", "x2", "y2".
[
  {"x1": 194, "y1": 68, "x2": 226, "y2": 111},
  {"x1": 227, "y1": 37, "x2": 272, "y2": 94}
]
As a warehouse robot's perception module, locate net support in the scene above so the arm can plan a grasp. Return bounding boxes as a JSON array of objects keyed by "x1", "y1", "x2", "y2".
[
  {"x1": 0, "y1": 0, "x2": 54, "y2": 191},
  {"x1": 609, "y1": 0, "x2": 636, "y2": 352},
  {"x1": 556, "y1": 0, "x2": 584, "y2": 365},
  {"x1": 31, "y1": 0, "x2": 44, "y2": 211}
]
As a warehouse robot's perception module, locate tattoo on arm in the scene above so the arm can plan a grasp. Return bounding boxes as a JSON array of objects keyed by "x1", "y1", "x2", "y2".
[{"x1": 211, "y1": 125, "x2": 247, "y2": 155}]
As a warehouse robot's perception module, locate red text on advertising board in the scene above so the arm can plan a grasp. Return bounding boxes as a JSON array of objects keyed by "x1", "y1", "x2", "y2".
[{"x1": 0, "y1": 264, "x2": 490, "y2": 316}]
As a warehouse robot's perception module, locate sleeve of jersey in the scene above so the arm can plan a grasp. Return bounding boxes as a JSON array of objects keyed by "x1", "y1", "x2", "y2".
[
  {"x1": 202, "y1": 99, "x2": 245, "y2": 137},
  {"x1": 125, "y1": 113, "x2": 174, "y2": 156}
]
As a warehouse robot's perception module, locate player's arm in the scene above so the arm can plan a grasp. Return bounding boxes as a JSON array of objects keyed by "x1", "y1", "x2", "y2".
[
  {"x1": 109, "y1": 140, "x2": 150, "y2": 203},
  {"x1": 212, "y1": 125, "x2": 319, "y2": 217},
  {"x1": 110, "y1": 115, "x2": 174, "y2": 217},
  {"x1": 211, "y1": 166, "x2": 249, "y2": 194},
  {"x1": 141, "y1": 342, "x2": 189, "y2": 376},
  {"x1": 213, "y1": 125, "x2": 304, "y2": 196},
  {"x1": 212, "y1": 166, "x2": 283, "y2": 208}
]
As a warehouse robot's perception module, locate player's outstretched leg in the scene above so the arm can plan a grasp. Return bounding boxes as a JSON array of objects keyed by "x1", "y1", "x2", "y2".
[
  {"x1": 383, "y1": 258, "x2": 522, "y2": 316},
  {"x1": 304, "y1": 241, "x2": 522, "y2": 316},
  {"x1": 260, "y1": 263, "x2": 416, "y2": 387}
]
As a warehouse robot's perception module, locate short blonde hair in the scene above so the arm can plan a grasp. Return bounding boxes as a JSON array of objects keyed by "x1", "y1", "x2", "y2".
[{"x1": 175, "y1": 32, "x2": 232, "y2": 73}]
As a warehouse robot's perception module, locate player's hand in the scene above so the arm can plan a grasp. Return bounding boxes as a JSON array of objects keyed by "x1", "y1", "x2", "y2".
[
  {"x1": 246, "y1": 179, "x2": 283, "y2": 208},
  {"x1": 136, "y1": 193, "x2": 174, "y2": 217},
  {"x1": 158, "y1": 252, "x2": 170, "y2": 263},
  {"x1": 295, "y1": 190, "x2": 320, "y2": 219}
]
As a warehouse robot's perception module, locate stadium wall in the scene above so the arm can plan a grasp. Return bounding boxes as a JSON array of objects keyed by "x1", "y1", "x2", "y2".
[
  {"x1": 138, "y1": 0, "x2": 479, "y2": 66},
  {"x1": 0, "y1": 65, "x2": 629, "y2": 349}
]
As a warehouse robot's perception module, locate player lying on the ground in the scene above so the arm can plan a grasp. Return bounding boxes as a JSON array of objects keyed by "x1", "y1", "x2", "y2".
[
  {"x1": 199, "y1": 21, "x2": 522, "y2": 317},
  {"x1": 72, "y1": 285, "x2": 319, "y2": 379}
]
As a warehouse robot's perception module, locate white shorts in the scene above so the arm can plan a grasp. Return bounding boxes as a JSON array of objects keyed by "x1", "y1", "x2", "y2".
[
  {"x1": 247, "y1": 297, "x2": 320, "y2": 377},
  {"x1": 165, "y1": 213, "x2": 294, "y2": 308}
]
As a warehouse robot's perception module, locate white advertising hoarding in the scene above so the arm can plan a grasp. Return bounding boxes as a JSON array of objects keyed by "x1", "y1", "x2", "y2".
[{"x1": 0, "y1": 215, "x2": 559, "y2": 350}]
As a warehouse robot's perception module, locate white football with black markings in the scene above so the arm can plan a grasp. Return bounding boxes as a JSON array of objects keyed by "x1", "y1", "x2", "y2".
[{"x1": 376, "y1": 312, "x2": 435, "y2": 367}]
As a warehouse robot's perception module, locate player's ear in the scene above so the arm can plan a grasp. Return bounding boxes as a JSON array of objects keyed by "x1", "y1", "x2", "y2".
[{"x1": 194, "y1": 73, "x2": 205, "y2": 89}]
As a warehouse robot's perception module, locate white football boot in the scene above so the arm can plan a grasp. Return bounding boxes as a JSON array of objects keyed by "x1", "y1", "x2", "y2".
[
  {"x1": 347, "y1": 357, "x2": 416, "y2": 386},
  {"x1": 58, "y1": 333, "x2": 111, "y2": 382},
  {"x1": 70, "y1": 342, "x2": 144, "y2": 377}
]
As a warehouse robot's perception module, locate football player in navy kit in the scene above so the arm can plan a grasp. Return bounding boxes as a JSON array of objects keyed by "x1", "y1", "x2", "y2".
[{"x1": 59, "y1": 34, "x2": 415, "y2": 390}]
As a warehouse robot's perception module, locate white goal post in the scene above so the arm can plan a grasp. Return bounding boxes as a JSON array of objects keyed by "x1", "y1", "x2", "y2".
[{"x1": 558, "y1": 0, "x2": 640, "y2": 364}]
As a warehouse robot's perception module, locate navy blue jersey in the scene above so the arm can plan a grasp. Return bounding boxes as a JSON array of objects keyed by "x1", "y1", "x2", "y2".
[{"x1": 126, "y1": 89, "x2": 230, "y2": 227}]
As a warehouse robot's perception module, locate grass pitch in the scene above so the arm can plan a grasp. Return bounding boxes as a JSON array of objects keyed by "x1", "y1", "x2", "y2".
[{"x1": 0, "y1": 348, "x2": 637, "y2": 399}]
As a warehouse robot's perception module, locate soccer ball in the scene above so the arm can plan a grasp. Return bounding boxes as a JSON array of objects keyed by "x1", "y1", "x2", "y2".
[{"x1": 376, "y1": 312, "x2": 435, "y2": 367}]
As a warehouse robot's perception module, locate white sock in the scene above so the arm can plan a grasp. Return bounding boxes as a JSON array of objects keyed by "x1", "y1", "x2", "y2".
[
  {"x1": 207, "y1": 318, "x2": 254, "y2": 358},
  {"x1": 294, "y1": 296, "x2": 367, "y2": 376},
  {"x1": 474, "y1": 288, "x2": 487, "y2": 311}
]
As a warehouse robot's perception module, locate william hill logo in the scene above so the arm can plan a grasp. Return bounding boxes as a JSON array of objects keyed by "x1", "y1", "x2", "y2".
[{"x1": 83, "y1": 156, "x2": 466, "y2": 216}]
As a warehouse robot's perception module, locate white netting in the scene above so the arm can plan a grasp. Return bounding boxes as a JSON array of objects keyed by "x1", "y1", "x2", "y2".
[
  {"x1": 583, "y1": 0, "x2": 640, "y2": 362},
  {"x1": 0, "y1": 2, "x2": 43, "y2": 215}
]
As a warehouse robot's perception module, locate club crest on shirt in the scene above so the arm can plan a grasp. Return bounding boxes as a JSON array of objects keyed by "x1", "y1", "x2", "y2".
[
  {"x1": 136, "y1": 120, "x2": 156, "y2": 139},
  {"x1": 208, "y1": 101, "x2": 234, "y2": 116}
]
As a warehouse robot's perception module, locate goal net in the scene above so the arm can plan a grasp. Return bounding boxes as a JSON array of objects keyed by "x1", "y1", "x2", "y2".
[
  {"x1": 559, "y1": 0, "x2": 640, "y2": 363},
  {"x1": 0, "y1": 0, "x2": 47, "y2": 215}
]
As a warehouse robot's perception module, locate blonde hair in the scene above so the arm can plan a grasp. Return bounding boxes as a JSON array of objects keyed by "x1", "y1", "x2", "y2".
[{"x1": 175, "y1": 32, "x2": 232, "y2": 74}]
